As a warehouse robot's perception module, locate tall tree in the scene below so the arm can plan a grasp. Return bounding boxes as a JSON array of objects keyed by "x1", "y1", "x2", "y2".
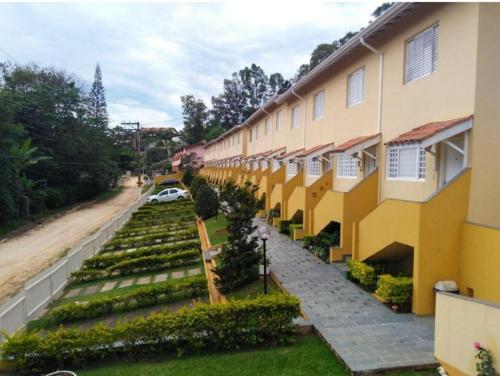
[
  {"x1": 214, "y1": 181, "x2": 264, "y2": 293},
  {"x1": 88, "y1": 63, "x2": 108, "y2": 128},
  {"x1": 372, "y1": 2, "x2": 394, "y2": 18},
  {"x1": 179, "y1": 95, "x2": 208, "y2": 144}
]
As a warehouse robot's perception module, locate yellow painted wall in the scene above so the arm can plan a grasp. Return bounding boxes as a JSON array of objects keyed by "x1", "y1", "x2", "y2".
[
  {"x1": 356, "y1": 170, "x2": 470, "y2": 314},
  {"x1": 287, "y1": 186, "x2": 305, "y2": 221},
  {"x1": 282, "y1": 171, "x2": 304, "y2": 220},
  {"x1": 468, "y1": 3, "x2": 500, "y2": 228},
  {"x1": 154, "y1": 172, "x2": 181, "y2": 184},
  {"x1": 435, "y1": 293, "x2": 500, "y2": 376},
  {"x1": 270, "y1": 183, "x2": 283, "y2": 211},
  {"x1": 459, "y1": 222, "x2": 500, "y2": 303},
  {"x1": 417, "y1": 170, "x2": 471, "y2": 314},
  {"x1": 305, "y1": 170, "x2": 333, "y2": 234},
  {"x1": 378, "y1": 3, "x2": 479, "y2": 202},
  {"x1": 266, "y1": 166, "x2": 286, "y2": 211}
]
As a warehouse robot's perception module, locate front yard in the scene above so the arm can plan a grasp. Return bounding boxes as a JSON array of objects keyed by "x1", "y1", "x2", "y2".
[
  {"x1": 77, "y1": 334, "x2": 347, "y2": 376},
  {"x1": 204, "y1": 214, "x2": 228, "y2": 245}
]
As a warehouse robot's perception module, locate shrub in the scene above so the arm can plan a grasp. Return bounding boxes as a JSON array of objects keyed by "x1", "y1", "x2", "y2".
[
  {"x1": 474, "y1": 342, "x2": 498, "y2": 376},
  {"x1": 347, "y1": 259, "x2": 376, "y2": 287},
  {"x1": 104, "y1": 227, "x2": 199, "y2": 250},
  {"x1": 2, "y1": 294, "x2": 300, "y2": 374},
  {"x1": 72, "y1": 250, "x2": 200, "y2": 283},
  {"x1": 375, "y1": 274, "x2": 412, "y2": 305},
  {"x1": 182, "y1": 169, "x2": 194, "y2": 187},
  {"x1": 46, "y1": 276, "x2": 207, "y2": 326},
  {"x1": 100, "y1": 239, "x2": 200, "y2": 255},
  {"x1": 84, "y1": 244, "x2": 200, "y2": 270},
  {"x1": 190, "y1": 176, "x2": 208, "y2": 199},
  {"x1": 302, "y1": 230, "x2": 339, "y2": 263},
  {"x1": 279, "y1": 220, "x2": 292, "y2": 235},
  {"x1": 195, "y1": 184, "x2": 219, "y2": 219},
  {"x1": 44, "y1": 187, "x2": 67, "y2": 210},
  {"x1": 288, "y1": 224, "x2": 303, "y2": 238}
]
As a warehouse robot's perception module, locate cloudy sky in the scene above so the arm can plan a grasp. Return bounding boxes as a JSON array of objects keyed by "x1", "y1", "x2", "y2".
[{"x1": 0, "y1": 1, "x2": 380, "y2": 129}]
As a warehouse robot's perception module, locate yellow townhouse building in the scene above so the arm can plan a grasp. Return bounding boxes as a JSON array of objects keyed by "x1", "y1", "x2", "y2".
[{"x1": 201, "y1": 5, "x2": 500, "y2": 368}]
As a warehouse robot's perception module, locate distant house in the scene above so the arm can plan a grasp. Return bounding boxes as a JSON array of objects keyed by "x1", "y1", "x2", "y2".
[{"x1": 172, "y1": 141, "x2": 206, "y2": 173}]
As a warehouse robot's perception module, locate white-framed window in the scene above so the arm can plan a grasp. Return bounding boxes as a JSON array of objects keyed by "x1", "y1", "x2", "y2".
[
  {"x1": 287, "y1": 160, "x2": 297, "y2": 176},
  {"x1": 406, "y1": 24, "x2": 439, "y2": 83},
  {"x1": 273, "y1": 159, "x2": 281, "y2": 171},
  {"x1": 276, "y1": 110, "x2": 283, "y2": 130},
  {"x1": 387, "y1": 145, "x2": 426, "y2": 180},
  {"x1": 313, "y1": 90, "x2": 325, "y2": 120},
  {"x1": 337, "y1": 154, "x2": 358, "y2": 178},
  {"x1": 347, "y1": 67, "x2": 365, "y2": 107},
  {"x1": 264, "y1": 118, "x2": 270, "y2": 135},
  {"x1": 291, "y1": 105, "x2": 300, "y2": 129},
  {"x1": 249, "y1": 128, "x2": 253, "y2": 143},
  {"x1": 308, "y1": 158, "x2": 321, "y2": 176},
  {"x1": 262, "y1": 160, "x2": 269, "y2": 170},
  {"x1": 252, "y1": 160, "x2": 258, "y2": 170}
]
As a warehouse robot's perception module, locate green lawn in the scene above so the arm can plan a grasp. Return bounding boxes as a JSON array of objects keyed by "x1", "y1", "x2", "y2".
[
  {"x1": 77, "y1": 335, "x2": 348, "y2": 376},
  {"x1": 204, "y1": 215, "x2": 228, "y2": 246},
  {"x1": 226, "y1": 278, "x2": 283, "y2": 300}
]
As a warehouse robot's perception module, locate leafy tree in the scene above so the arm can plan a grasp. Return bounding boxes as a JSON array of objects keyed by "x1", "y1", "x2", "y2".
[
  {"x1": 213, "y1": 181, "x2": 264, "y2": 293},
  {"x1": 181, "y1": 169, "x2": 194, "y2": 187},
  {"x1": 189, "y1": 175, "x2": 208, "y2": 199},
  {"x1": 195, "y1": 184, "x2": 219, "y2": 219},
  {"x1": 372, "y1": 2, "x2": 394, "y2": 18},
  {"x1": 0, "y1": 63, "x2": 125, "y2": 224},
  {"x1": 88, "y1": 63, "x2": 108, "y2": 128},
  {"x1": 179, "y1": 95, "x2": 208, "y2": 144}
]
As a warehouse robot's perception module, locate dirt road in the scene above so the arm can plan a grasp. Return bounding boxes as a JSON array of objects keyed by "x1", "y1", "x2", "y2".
[{"x1": 0, "y1": 177, "x2": 140, "y2": 305}]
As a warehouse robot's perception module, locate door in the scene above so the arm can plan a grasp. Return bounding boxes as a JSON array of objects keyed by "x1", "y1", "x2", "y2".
[{"x1": 442, "y1": 137, "x2": 465, "y2": 186}]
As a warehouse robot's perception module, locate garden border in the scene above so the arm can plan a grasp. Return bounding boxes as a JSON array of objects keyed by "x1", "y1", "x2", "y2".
[{"x1": 0, "y1": 183, "x2": 154, "y2": 341}]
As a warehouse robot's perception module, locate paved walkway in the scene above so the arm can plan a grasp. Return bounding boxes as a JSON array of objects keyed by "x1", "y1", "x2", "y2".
[{"x1": 261, "y1": 220, "x2": 437, "y2": 374}]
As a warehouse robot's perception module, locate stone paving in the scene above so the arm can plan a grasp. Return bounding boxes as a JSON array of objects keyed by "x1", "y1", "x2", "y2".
[{"x1": 261, "y1": 220, "x2": 437, "y2": 374}]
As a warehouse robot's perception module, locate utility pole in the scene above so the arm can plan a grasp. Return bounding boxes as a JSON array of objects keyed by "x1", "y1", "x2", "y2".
[{"x1": 121, "y1": 121, "x2": 142, "y2": 187}]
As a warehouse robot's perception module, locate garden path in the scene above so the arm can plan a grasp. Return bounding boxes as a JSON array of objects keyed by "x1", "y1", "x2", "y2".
[
  {"x1": 0, "y1": 177, "x2": 140, "y2": 305},
  {"x1": 259, "y1": 219, "x2": 438, "y2": 374}
]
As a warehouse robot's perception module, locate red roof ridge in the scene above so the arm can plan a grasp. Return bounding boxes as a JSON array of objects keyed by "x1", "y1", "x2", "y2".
[{"x1": 386, "y1": 115, "x2": 473, "y2": 145}]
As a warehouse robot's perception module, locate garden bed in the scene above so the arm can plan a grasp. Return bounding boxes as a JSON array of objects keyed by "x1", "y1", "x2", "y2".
[
  {"x1": 204, "y1": 214, "x2": 228, "y2": 246},
  {"x1": 24, "y1": 198, "x2": 208, "y2": 332}
]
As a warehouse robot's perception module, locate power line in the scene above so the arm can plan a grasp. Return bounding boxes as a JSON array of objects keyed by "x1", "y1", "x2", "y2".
[{"x1": 0, "y1": 46, "x2": 18, "y2": 63}]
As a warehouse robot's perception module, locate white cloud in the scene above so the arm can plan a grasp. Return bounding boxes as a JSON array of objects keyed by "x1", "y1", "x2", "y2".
[{"x1": 0, "y1": 1, "x2": 381, "y2": 127}]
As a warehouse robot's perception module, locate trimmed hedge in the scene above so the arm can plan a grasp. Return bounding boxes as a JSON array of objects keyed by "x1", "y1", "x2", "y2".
[
  {"x1": 375, "y1": 274, "x2": 413, "y2": 305},
  {"x1": 125, "y1": 214, "x2": 196, "y2": 228},
  {"x1": 104, "y1": 227, "x2": 199, "y2": 250},
  {"x1": 71, "y1": 250, "x2": 200, "y2": 283},
  {"x1": 84, "y1": 244, "x2": 200, "y2": 270},
  {"x1": 46, "y1": 276, "x2": 207, "y2": 326},
  {"x1": 2, "y1": 294, "x2": 300, "y2": 374},
  {"x1": 115, "y1": 222, "x2": 194, "y2": 238},
  {"x1": 346, "y1": 259, "x2": 376, "y2": 287},
  {"x1": 99, "y1": 239, "x2": 200, "y2": 255},
  {"x1": 278, "y1": 220, "x2": 292, "y2": 235}
]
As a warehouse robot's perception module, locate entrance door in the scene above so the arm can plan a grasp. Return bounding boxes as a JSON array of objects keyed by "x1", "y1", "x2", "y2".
[{"x1": 442, "y1": 136, "x2": 465, "y2": 186}]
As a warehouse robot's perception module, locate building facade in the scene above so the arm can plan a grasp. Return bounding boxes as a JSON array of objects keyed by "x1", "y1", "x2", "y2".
[
  {"x1": 172, "y1": 141, "x2": 206, "y2": 173},
  {"x1": 200, "y1": 4, "x2": 500, "y2": 373}
]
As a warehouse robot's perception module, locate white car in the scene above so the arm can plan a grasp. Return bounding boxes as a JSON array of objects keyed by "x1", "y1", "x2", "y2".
[{"x1": 146, "y1": 188, "x2": 189, "y2": 203}]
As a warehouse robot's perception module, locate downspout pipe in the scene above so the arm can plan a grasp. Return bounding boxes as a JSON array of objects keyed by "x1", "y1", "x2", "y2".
[
  {"x1": 291, "y1": 89, "x2": 307, "y2": 151},
  {"x1": 360, "y1": 37, "x2": 383, "y2": 134},
  {"x1": 261, "y1": 107, "x2": 272, "y2": 167},
  {"x1": 360, "y1": 36, "x2": 383, "y2": 205}
]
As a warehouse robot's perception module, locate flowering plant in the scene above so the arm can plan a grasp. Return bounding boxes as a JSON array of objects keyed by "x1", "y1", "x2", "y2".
[{"x1": 474, "y1": 342, "x2": 498, "y2": 376}]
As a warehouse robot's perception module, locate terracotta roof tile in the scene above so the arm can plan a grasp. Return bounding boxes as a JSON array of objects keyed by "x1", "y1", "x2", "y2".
[
  {"x1": 296, "y1": 143, "x2": 333, "y2": 158},
  {"x1": 262, "y1": 147, "x2": 286, "y2": 158},
  {"x1": 333, "y1": 134, "x2": 380, "y2": 153},
  {"x1": 386, "y1": 115, "x2": 473, "y2": 145},
  {"x1": 276, "y1": 148, "x2": 305, "y2": 159}
]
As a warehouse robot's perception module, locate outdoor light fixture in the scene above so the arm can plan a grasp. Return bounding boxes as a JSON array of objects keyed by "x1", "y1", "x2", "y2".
[{"x1": 258, "y1": 224, "x2": 271, "y2": 294}]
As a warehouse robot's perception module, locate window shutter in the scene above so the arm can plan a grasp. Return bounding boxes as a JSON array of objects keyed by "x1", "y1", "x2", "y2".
[{"x1": 406, "y1": 24, "x2": 438, "y2": 82}]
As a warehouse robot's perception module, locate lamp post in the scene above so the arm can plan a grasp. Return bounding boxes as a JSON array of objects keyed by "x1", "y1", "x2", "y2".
[{"x1": 258, "y1": 224, "x2": 271, "y2": 294}]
